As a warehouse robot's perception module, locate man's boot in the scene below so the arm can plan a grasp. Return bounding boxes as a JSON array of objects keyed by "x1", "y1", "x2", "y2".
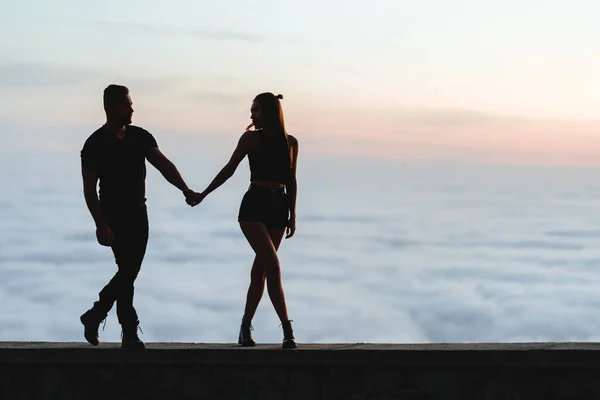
[
  {"x1": 121, "y1": 322, "x2": 145, "y2": 350},
  {"x1": 80, "y1": 306, "x2": 107, "y2": 346}
]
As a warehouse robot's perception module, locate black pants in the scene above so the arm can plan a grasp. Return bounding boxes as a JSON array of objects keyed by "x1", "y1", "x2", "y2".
[{"x1": 92, "y1": 205, "x2": 149, "y2": 326}]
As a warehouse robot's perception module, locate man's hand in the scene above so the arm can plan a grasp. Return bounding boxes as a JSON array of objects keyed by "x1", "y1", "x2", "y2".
[
  {"x1": 285, "y1": 218, "x2": 296, "y2": 239},
  {"x1": 96, "y1": 223, "x2": 115, "y2": 247},
  {"x1": 183, "y1": 189, "x2": 205, "y2": 207}
]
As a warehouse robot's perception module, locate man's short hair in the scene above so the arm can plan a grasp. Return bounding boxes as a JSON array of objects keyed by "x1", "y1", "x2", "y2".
[{"x1": 103, "y1": 84, "x2": 129, "y2": 108}]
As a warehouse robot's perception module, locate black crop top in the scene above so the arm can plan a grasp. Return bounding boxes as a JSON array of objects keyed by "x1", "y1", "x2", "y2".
[{"x1": 248, "y1": 130, "x2": 291, "y2": 184}]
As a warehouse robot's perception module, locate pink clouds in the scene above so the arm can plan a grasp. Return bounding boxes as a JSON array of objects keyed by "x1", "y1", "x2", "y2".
[{"x1": 289, "y1": 107, "x2": 600, "y2": 165}]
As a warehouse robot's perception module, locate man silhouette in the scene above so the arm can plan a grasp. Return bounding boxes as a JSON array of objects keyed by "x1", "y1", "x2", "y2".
[{"x1": 79, "y1": 84, "x2": 198, "y2": 349}]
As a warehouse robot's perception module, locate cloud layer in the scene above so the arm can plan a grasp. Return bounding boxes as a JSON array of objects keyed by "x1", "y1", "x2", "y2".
[{"x1": 2, "y1": 139, "x2": 600, "y2": 344}]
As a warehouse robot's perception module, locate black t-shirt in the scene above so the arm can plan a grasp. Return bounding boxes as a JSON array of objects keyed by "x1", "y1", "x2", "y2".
[{"x1": 81, "y1": 125, "x2": 158, "y2": 210}]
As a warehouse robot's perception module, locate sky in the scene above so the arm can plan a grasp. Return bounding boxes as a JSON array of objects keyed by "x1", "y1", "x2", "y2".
[
  {"x1": 1, "y1": 0, "x2": 600, "y2": 164},
  {"x1": 4, "y1": 1, "x2": 600, "y2": 346}
]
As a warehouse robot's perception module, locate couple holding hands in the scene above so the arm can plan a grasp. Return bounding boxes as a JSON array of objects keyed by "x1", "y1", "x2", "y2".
[{"x1": 79, "y1": 85, "x2": 299, "y2": 350}]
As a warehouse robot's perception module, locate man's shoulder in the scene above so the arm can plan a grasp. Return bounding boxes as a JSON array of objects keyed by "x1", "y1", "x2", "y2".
[
  {"x1": 128, "y1": 124, "x2": 156, "y2": 141},
  {"x1": 128, "y1": 125, "x2": 158, "y2": 151},
  {"x1": 127, "y1": 124, "x2": 151, "y2": 135},
  {"x1": 82, "y1": 126, "x2": 106, "y2": 148}
]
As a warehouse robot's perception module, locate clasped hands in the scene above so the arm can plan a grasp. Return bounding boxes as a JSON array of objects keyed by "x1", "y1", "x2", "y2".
[{"x1": 182, "y1": 188, "x2": 205, "y2": 207}]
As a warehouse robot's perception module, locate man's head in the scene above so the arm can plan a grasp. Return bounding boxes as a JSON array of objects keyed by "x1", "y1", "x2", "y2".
[{"x1": 103, "y1": 84, "x2": 133, "y2": 126}]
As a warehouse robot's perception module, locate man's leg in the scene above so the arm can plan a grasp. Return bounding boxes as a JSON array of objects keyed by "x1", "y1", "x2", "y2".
[
  {"x1": 80, "y1": 294, "x2": 113, "y2": 345},
  {"x1": 80, "y1": 215, "x2": 123, "y2": 346},
  {"x1": 80, "y1": 208, "x2": 147, "y2": 347},
  {"x1": 114, "y1": 208, "x2": 149, "y2": 349}
]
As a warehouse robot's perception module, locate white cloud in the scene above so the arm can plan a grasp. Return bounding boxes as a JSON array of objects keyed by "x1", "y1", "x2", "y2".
[{"x1": 2, "y1": 136, "x2": 600, "y2": 345}]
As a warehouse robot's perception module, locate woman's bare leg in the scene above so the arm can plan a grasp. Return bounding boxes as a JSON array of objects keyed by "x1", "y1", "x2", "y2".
[
  {"x1": 239, "y1": 222, "x2": 289, "y2": 323},
  {"x1": 241, "y1": 225, "x2": 286, "y2": 322}
]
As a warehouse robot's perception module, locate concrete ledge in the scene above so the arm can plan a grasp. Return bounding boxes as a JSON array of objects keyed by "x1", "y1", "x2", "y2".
[
  {"x1": 2, "y1": 342, "x2": 600, "y2": 367},
  {"x1": 3, "y1": 342, "x2": 600, "y2": 399}
]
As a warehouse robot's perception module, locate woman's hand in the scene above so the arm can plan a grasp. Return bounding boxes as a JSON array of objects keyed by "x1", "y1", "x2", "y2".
[
  {"x1": 286, "y1": 217, "x2": 296, "y2": 239},
  {"x1": 184, "y1": 189, "x2": 206, "y2": 207}
]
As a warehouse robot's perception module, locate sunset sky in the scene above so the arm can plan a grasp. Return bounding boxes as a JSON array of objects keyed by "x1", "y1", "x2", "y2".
[{"x1": 2, "y1": 0, "x2": 600, "y2": 165}]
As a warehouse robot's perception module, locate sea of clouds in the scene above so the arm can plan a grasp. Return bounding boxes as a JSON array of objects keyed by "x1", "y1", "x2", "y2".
[{"x1": 3, "y1": 124, "x2": 600, "y2": 344}]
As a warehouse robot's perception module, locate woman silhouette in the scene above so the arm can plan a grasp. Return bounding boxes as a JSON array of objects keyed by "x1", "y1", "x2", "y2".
[{"x1": 190, "y1": 92, "x2": 299, "y2": 349}]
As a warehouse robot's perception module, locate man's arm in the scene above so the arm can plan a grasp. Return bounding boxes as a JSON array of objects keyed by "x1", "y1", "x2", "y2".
[
  {"x1": 146, "y1": 148, "x2": 192, "y2": 194},
  {"x1": 82, "y1": 166, "x2": 106, "y2": 228}
]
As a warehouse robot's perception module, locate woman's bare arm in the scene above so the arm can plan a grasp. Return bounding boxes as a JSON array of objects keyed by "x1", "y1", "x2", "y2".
[{"x1": 286, "y1": 135, "x2": 299, "y2": 238}]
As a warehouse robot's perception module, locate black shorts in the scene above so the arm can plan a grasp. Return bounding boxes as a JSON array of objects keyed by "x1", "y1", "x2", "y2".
[{"x1": 238, "y1": 184, "x2": 289, "y2": 228}]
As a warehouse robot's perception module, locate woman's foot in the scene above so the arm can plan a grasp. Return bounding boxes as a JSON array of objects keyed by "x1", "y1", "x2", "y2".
[
  {"x1": 281, "y1": 320, "x2": 297, "y2": 349},
  {"x1": 238, "y1": 318, "x2": 256, "y2": 346}
]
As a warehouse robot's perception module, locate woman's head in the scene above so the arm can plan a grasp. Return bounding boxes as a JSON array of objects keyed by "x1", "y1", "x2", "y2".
[{"x1": 250, "y1": 92, "x2": 286, "y2": 136}]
